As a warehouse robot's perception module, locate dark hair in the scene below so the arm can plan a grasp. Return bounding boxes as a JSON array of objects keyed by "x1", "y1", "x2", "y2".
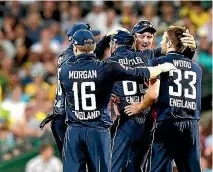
[
  {"x1": 165, "y1": 26, "x2": 187, "y2": 52},
  {"x1": 40, "y1": 144, "x2": 53, "y2": 153}
]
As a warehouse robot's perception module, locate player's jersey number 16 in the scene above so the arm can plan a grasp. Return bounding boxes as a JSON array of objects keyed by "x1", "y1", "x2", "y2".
[{"x1": 72, "y1": 82, "x2": 96, "y2": 111}]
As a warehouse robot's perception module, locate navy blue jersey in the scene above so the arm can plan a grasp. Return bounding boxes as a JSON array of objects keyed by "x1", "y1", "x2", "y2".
[
  {"x1": 59, "y1": 53, "x2": 150, "y2": 128},
  {"x1": 53, "y1": 46, "x2": 75, "y2": 115},
  {"x1": 53, "y1": 37, "x2": 111, "y2": 115},
  {"x1": 149, "y1": 51, "x2": 202, "y2": 121},
  {"x1": 110, "y1": 46, "x2": 154, "y2": 119},
  {"x1": 146, "y1": 47, "x2": 195, "y2": 60}
]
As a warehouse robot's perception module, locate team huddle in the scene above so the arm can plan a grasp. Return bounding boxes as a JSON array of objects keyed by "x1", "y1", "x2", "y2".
[{"x1": 40, "y1": 20, "x2": 202, "y2": 172}]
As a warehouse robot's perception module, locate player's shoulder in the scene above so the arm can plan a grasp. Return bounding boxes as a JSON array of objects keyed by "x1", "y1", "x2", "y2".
[
  {"x1": 103, "y1": 58, "x2": 116, "y2": 65},
  {"x1": 58, "y1": 48, "x2": 75, "y2": 67},
  {"x1": 61, "y1": 59, "x2": 75, "y2": 71},
  {"x1": 136, "y1": 49, "x2": 155, "y2": 61},
  {"x1": 149, "y1": 55, "x2": 168, "y2": 66},
  {"x1": 191, "y1": 60, "x2": 203, "y2": 73},
  {"x1": 108, "y1": 54, "x2": 120, "y2": 62},
  {"x1": 138, "y1": 49, "x2": 155, "y2": 57},
  {"x1": 102, "y1": 59, "x2": 122, "y2": 70}
]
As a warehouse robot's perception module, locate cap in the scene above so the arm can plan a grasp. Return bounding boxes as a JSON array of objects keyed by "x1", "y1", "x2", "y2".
[
  {"x1": 111, "y1": 30, "x2": 134, "y2": 45},
  {"x1": 67, "y1": 23, "x2": 100, "y2": 40},
  {"x1": 131, "y1": 20, "x2": 156, "y2": 35},
  {"x1": 72, "y1": 30, "x2": 95, "y2": 46}
]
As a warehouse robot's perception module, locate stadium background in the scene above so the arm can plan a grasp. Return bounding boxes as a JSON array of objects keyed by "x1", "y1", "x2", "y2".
[{"x1": 0, "y1": 1, "x2": 212, "y2": 172}]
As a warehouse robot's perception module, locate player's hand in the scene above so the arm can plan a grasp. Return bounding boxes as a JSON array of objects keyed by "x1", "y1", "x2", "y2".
[
  {"x1": 106, "y1": 27, "x2": 129, "y2": 36},
  {"x1": 124, "y1": 102, "x2": 141, "y2": 116},
  {"x1": 159, "y1": 62, "x2": 177, "y2": 72},
  {"x1": 181, "y1": 29, "x2": 197, "y2": 50}
]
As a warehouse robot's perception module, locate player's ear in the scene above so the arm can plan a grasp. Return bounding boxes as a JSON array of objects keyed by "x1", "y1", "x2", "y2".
[
  {"x1": 73, "y1": 45, "x2": 77, "y2": 54},
  {"x1": 167, "y1": 40, "x2": 172, "y2": 48}
]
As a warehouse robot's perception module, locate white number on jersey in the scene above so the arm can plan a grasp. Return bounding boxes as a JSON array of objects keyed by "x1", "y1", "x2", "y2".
[
  {"x1": 72, "y1": 82, "x2": 96, "y2": 110},
  {"x1": 169, "y1": 70, "x2": 197, "y2": 99},
  {"x1": 56, "y1": 68, "x2": 62, "y2": 96}
]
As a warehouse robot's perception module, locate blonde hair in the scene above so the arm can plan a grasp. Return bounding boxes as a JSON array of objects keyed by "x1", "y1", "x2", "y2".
[{"x1": 76, "y1": 44, "x2": 96, "y2": 54}]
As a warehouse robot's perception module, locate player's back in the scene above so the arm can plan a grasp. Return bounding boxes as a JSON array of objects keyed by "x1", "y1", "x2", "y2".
[
  {"x1": 60, "y1": 52, "x2": 150, "y2": 128},
  {"x1": 61, "y1": 54, "x2": 116, "y2": 128},
  {"x1": 150, "y1": 52, "x2": 202, "y2": 121},
  {"x1": 110, "y1": 46, "x2": 151, "y2": 120}
]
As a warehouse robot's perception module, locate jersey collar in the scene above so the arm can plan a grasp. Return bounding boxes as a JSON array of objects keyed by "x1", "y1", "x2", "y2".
[
  {"x1": 75, "y1": 53, "x2": 96, "y2": 61},
  {"x1": 114, "y1": 45, "x2": 133, "y2": 55},
  {"x1": 166, "y1": 51, "x2": 182, "y2": 56}
]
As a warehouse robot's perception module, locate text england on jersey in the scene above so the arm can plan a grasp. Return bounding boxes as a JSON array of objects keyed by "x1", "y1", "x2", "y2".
[
  {"x1": 170, "y1": 98, "x2": 196, "y2": 110},
  {"x1": 73, "y1": 110, "x2": 100, "y2": 120}
]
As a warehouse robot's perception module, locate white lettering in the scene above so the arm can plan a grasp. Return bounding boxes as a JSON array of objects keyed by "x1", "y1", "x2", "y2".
[
  {"x1": 173, "y1": 60, "x2": 191, "y2": 69},
  {"x1": 73, "y1": 111, "x2": 101, "y2": 120},
  {"x1": 169, "y1": 98, "x2": 196, "y2": 110},
  {"x1": 118, "y1": 57, "x2": 144, "y2": 66},
  {"x1": 69, "y1": 70, "x2": 97, "y2": 79}
]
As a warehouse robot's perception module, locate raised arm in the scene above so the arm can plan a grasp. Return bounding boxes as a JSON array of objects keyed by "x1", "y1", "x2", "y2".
[{"x1": 109, "y1": 61, "x2": 176, "y2": 82}]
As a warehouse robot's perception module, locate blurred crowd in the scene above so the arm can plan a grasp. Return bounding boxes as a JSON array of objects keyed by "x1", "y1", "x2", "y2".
[{"x1": 0, "y1": 1, "x2": 212, "y2": 171}]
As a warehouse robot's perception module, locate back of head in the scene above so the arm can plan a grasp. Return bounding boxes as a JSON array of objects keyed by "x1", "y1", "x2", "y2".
[
  {"x1": 110, "y1": 30, "x2": 134, "y2": 46},
  {"x1": 165, "y1": 25, "x2": 187, "y2": 52},
  {"x1": 72, "y1": 30, "x2": 96, "y2": 54}
]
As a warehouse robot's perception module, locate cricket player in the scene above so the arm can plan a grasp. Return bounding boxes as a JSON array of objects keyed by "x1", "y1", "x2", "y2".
[
  {"x1": 59, "y1": 29, "x2": 176, "y2": 172},
  {"x1": 40, "y1": 23, "x2": 101, "y2": 158},
  {"x1": 109, "y1": 30, "x2": 155, "y2": 172},
  {"x1": 125, "y1": 26, "x2": 202, "y2": 172},
  {"x1": 111, "y1": 20, "x2": 197, "y2": 172}
]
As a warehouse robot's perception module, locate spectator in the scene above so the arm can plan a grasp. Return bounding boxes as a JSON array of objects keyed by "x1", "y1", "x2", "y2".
[
  {"x1": 158, "y1": 2, "x2": 177, "y2": 34},
  {"x1": 201, "y1": 156, "x2": 212, "y2": 172},
  {"x1": 5, "y1": 1, "x2": 26, "y2": 21},
  {"x1": 100, "y1": 9, "x2": 121, "y2": 35},
  {"x1": 0, "y1": 125, "x2": 15, "y2": 153},
  {"x1": 58, "y1": 1, "x2": 70, "y2": 24},
  {"x1": 25, "y1": 12, "x2": 42, "y2": 44},
  {"x1": 49, "y1": 22, "x2": 63, "y2": 44},
  {"x1": 40, "y1": 1, "x2": 60, "y2": 27},
  {"x1": 25, "y1": 144, "x2": 62, "y2": 172},
  {"x1": 1, "y1": 84, "x2": 27, "y2": 125},
  {"x1": 84, "y1": 1, "x2": 106, "y2": 34},
  {"x1": 30, "y1": 28, "x2": 62, "y2": 55},
  {"x1": 0, "y1": 57, "x2": 14, "y2": 93},
  {"x1": 25, "y1": 64, "x2": 49, "y2": 98},
  {"x1": 61, "y1": 4, "x2": 83, "y2": 32},
  {"x1": 0, "y1": 29, "x2": 16, "y2": 59},
  {"x1": 140, "y1": 2, "x2": 160, "y2": 27}
]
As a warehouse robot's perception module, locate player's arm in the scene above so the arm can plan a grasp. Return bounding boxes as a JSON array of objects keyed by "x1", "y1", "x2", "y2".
[
  {"x1": 124, "y1": 78, "x2": 160, "y2": 116},
  {"x1": 95, "y1": 35, "x2": 111, "y2": 60},
  {"x1": 40, "y1": 66, "x2": 66, "y2": 130},
  {"x1": 110, "y1": 61, "x2": 176, "y2": 82},
  {"x1": 95, "y1": 27, "x2": 130, "y2": 60}
]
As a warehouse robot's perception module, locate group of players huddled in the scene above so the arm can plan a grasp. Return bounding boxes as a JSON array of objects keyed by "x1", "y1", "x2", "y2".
[{"x1": 40, "y1": 19, "x2": 202, "y2": 172}]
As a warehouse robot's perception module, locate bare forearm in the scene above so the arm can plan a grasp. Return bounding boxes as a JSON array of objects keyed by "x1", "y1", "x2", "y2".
[{"x1": 138, "y1": 79, "x2": 160, "y2": 111}]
